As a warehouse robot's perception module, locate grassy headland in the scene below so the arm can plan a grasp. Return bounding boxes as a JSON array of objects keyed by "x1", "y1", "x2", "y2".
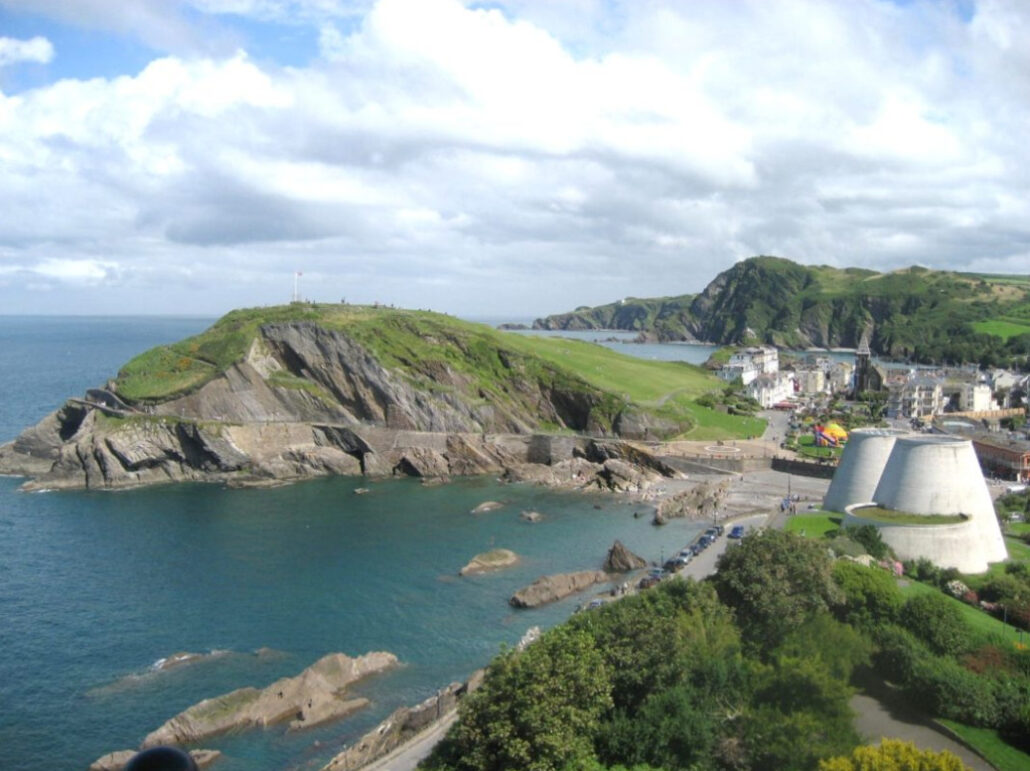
[{"x1": 114, "y1": 304, "x2": 762, "y2": 440}]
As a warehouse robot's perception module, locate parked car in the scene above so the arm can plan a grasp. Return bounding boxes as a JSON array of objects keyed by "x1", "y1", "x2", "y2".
[
  {"x1": 677, "y1": 549, "x2": 693, "y2": 561},
  {"x1": 729, "y1": 525, "x2": 746, "y2": 539},
  {"x1": 638, "y1": 575, "x2": 661, "y2": 590}
]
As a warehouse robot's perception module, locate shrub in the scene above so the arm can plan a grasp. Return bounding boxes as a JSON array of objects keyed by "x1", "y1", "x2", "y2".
[
  {"x1": 872, "y1": 624, "x2": 929, "y2": 684},
  {"x1": 832, "y1": 561, "x2": 903, "y2": 628},
  {"x1": 819, "y1": 738, "x2": 967, "y2": 771},
  {"x1": 899, "y1": 593, "x2": 974, "y2": 656},
  {"x1": 910, "y1": 655, "x2": 1001, "y2": 726},
  {"x1": 842, "y1": 524, "x2": 889, "y2": 559}
]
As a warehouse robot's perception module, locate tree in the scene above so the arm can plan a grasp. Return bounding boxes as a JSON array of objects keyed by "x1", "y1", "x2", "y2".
[
  {"x1": 425, "y1": 625, "x2": 612, "y2": 771},
  {"x1": 713, "y1": 529, "x2": 842, "y2": 649},
  {"x1": 818, "y1": 738, "x2": 968, "y2": 770}
]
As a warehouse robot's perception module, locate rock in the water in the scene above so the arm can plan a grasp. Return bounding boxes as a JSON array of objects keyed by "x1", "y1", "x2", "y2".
[
  {"x1": 459, "y1": 548, "x2": 519, "y2": 576},
  {"x1": 520, "y1": 510, "x2": 543, "y2": 522},
  {"x1": 656, "y1": 480, "x2": 730, "y2": 521},
  {"x1": 510, "y1": 571, "x2": 609, "y2": 608},
  {"x1": 603, "y1": 540, "x2": 646, "y2": 572},
  {"x1": 470, "y1": 500, "x2": 503, "y2": 514},
  {"x1": 90, "y1": 749, "x2": 221, "y2": 771},
  {"x1": 142, "y1": 651, "x2": 397, "y2": 747}
]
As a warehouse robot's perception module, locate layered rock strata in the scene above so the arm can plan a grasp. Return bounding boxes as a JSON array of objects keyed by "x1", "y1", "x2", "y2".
[
  {"x1": 510, "y1": 571, "x2": 610, "y2": 608},
  {"x1": 142, "y1": 651, "x2": 397, "y2": 747}
]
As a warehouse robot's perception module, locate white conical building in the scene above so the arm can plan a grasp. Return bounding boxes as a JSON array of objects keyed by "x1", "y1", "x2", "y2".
[
  {"x1": 826, "y1": 432, "x2": 1008, "y2": 573},
  {"x1": 823, "y1": 428, "x2": 906, "y2": 514}
]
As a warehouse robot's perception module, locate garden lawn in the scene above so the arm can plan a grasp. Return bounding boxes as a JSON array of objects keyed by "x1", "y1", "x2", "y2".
[
  {"x1": 784, "y1": 513, "x2": 841, "y2": 538},
  {"x1": 938, "y1": 720, "x2": 1030, "y2": 771},
  {"x1": 1004, "y1": 537, "x2": 1030, "y2": 561}
]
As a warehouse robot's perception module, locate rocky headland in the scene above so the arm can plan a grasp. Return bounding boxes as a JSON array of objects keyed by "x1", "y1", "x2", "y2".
[
  {"x1": 0, "y1": 306, "x2": 689, "y2": 493},
  {"x1": 141, "y1": 651, "x2": 397, "y2": 748}
]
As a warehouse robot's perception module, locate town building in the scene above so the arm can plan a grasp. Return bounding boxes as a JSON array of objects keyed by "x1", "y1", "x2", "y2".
[
  {"x1": 718, "y1": 345, "x2": 779, "y2": 386},
  {"x1": 959, "y1": 382, "x2": 997, "y2": 413},
  {"x1": 746, "y1": 372, "x2": 795, "y2": 408},
  {"x1": 852, "y1": 334, "x2": 886, "y2": 396},
  {"x1": 794, "y1": 367, "x2": 826, "y2": 395},
  {"x1": 887, "y1": 375, "x2": 944, "y2": 419},
  {"x1": 971, "y1": 437, "x2": 1030, "y2": 483}
]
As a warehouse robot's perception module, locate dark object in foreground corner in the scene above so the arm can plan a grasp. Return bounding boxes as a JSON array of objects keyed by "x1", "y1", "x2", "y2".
[{"x1": 126, "y1": 747, "x2": 199, "y2": 771}]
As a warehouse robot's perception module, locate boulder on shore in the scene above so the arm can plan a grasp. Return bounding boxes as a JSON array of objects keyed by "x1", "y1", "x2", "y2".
[
  {"x1": 459, "y1": 548, "x2": 519, "y2": 576},
  {"x1": 142, "y1": 651, "x2": 397, "y2": 748},
  {"x1": 510, "y1": 571, "x2": 609, "y2": 608},
  {"x1": 603, "y1": 540, "x2": 646, "y2": 572}
]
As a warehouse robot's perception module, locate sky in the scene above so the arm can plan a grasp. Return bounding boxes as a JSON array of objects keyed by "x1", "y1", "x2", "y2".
[{"x1": 0, "y1": 0, "x2": 1028, "y2": 319}]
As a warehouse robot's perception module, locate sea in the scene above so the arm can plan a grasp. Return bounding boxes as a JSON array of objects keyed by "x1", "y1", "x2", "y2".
[{"x1": 0, "y1": 316, "x2": 721, "y2": 771}]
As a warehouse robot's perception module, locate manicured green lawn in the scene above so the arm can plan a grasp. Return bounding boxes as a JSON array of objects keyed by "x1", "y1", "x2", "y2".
[
  {"x1": 1005, "y1": 536, "x2": 1030, "y2": 561},
  {"x1": 938, "y1": 720, "x2": 1030, "y2": 771},
  {"x1": 784, "y1": 513, "x2": 841, "y2": 538}
]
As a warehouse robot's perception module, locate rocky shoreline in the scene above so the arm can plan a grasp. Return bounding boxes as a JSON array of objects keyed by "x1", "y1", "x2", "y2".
[{"x1": 0, "y1": 394, "x2": 684, "y2": 496}]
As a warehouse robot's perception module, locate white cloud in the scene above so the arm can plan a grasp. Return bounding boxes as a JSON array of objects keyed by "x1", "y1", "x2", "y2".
[
  {"x1": 1, "y1": 0, "x2": 1030, "y2": 316},
  {"x1": 0, "y1": 36, "x2": 54, "y2": 67}
]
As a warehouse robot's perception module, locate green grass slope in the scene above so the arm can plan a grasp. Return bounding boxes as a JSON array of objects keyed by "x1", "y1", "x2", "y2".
[{"x1": 114, "y1": 304, "x2": 761, "y2": 440}]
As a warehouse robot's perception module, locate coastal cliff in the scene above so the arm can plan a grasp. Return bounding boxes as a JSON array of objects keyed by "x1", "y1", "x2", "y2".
[
  {"x1": 533, "y1": 256, "x2": 1030, "y2": 362},
  {"x1": 0, "y1": 305, "x2": 698, "y2": 491}
]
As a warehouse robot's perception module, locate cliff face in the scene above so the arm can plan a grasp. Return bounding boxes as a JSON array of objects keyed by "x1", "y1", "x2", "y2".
[
  {"x1": 0, "y1": 312, "x2": 684, "y2": 490},
  {"x1": 533, "y1": 256, "x2": 1027, "y2": 357}
]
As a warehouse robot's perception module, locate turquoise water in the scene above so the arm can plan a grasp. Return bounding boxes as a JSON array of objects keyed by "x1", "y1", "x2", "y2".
[{"x1": 0, "y1": 317, "x2": 703, "y2": 770}]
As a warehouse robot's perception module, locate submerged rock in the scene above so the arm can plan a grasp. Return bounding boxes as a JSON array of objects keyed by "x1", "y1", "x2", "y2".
[
  {"x1": 520, "y1": 509, "x2": 543, "y2": 522},
  {"x1": 603, "y1": 540, "x2": 646, "y2": 572},
  {"x1": 142, "y1": 651, "x2": 397, "y2": 747},
  {"x1": 459, "y1": 549, "x2": 519, "y2": 576},
  {"x1": 470, "y1": 500, "x2": 504, "y2": 514},
  {"x1": 510, "y1": 571, "x2": 609, "y2": 608}
]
